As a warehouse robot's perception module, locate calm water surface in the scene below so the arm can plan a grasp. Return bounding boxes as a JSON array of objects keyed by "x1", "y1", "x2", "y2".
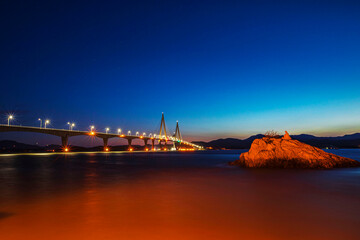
[{"x1": 0, "y1": 150, "x2": 359, "y2": 240}]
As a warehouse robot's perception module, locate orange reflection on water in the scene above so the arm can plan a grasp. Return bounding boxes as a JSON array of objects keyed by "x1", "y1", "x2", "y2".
[{"x1": 0, "y1": 169, "x2": 359, "y2": 240}]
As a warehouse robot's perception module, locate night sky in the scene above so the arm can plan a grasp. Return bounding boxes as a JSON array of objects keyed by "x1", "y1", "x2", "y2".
[{"x1": 1, "y1": 0, "x2": 360, "y2": 145}]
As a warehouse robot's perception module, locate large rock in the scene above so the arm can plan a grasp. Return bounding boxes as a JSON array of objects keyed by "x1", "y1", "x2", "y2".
[{"x1": 231, "y1": 132, "x2": 360, "y2": 168}]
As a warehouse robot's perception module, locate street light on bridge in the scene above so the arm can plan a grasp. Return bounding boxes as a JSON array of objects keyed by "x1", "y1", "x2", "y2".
[
  {"x1": 105, "y1": 128, "x2": 110, "y2": 134},
  {"x1": 38, "y1": 118, "x2": 42, "y2": 128},
  {"x1": 67, "y1": 122, "x2": 75, "y2": 130},
  {"x1": 136, "y1": 131, "x2": 139, "y2": 136},
  {"x1": 128, "y1": 130, "x2": 131, "y2": 135},
  {"x1": 44, "y1": 120, "x2": 50, "y2": 129},
  {"x1": 89, "y1": 125, "x2": 95, "y2": 135},
  {"x1": 7, "y1": 115, "x2": 13, "y2": 126},
  {"x1": 118, "y1": 128, "x2": 122, "y2": 135}
]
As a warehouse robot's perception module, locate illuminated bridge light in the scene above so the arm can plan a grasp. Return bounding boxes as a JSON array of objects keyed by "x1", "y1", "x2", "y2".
[
  {"x1": 44, "y1": 119, "x2": 50, "y2": 128},
  {"x1": 7, "y1": 115, "x2": 14, "y2": 126}
]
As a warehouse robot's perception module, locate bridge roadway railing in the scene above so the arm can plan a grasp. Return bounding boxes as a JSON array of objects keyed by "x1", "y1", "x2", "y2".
[{"x1": 0, "y1": 124, "x2": 202, "y2": 151}]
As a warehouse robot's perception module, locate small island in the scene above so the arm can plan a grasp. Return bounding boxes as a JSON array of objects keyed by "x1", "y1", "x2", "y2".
[{"x1": 230, "y1": 131, "x2": 360, "y2": 168}]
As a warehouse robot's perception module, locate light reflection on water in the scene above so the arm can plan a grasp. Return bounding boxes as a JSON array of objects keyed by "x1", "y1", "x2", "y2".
[{"x1": 0, "y1": 150, "x2": 359, "y2": 240}]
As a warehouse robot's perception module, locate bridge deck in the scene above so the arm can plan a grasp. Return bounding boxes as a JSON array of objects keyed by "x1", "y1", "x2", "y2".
[{"x1": 0, "y1": 124, "x2": 199, "y2": 149}]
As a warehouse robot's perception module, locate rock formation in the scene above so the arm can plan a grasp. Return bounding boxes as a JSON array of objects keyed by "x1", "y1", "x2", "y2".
[
  {"x1": 283, "y1": 131, "x2": 291, "y2": 140},
  {"x1": 230, "y1": 131, "x2": 360, "y2": 168}
]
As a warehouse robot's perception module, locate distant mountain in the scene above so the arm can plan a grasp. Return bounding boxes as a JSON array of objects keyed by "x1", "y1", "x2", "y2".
[
  {"x1": 193, "y1": 133, "x2": 360, "y2": 149},
  {"x1": 0, "y1": 140, "x2": 41, "y2": 151},
  {"x1": 337, "y1": 133, "x2": 360, "y2": 140}
]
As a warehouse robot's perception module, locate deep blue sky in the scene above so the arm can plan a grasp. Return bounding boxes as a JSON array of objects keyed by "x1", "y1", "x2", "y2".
[{"x1": 1, "y1": 0, "x2": 360, "y2": 145}]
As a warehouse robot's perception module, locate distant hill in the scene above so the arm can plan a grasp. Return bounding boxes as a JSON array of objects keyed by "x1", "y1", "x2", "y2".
[
  {"x1": 0, "y1": 140, "x2": 41, "y2": 151},
  {"x1": 193, "y1": 133, "x2": 360, "y2": 149}
]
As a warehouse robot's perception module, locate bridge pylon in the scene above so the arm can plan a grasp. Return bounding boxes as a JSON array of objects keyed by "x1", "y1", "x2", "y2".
[
  {"x1": 173, "y1": 121, "x2": 182, "y2": 150},
  {"x1": 174, "y1": 121, "x2": 182, "y2": 141},
  {"x1": 159, "y1": 112, "x2": 167, "y2": 140},
  {"x1": 158, "y1": 113, "x2": 170, "y2": 150}
]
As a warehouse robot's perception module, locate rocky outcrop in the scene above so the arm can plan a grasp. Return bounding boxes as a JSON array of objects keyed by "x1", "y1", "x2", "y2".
[
  {"x1": 231, "y1": 132, "x2": 360, "y2": 169},
  {"x1": 283, "y1": 131, "x2": 292, "y2": 140}
]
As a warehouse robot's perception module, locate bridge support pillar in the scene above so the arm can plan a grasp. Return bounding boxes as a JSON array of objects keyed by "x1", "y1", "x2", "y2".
[
  {"x1": 61, "y1": 135, "x2": 68, "y2": 148},
  {"x1": 127, "y1": 138, "x2": 132, "y2": 150},
  {"x1": 152, "y1": 139, "x2": 155, "y2": 150},
  {"x1": 159, "y1": 140, "x2": 168, "y2": 150},
  {"x1": 143, "y1": 139, "x2": 148, "y2": 150},
  {"x1": 103, "y1": 138, "x2": 109, "y2": 151}
]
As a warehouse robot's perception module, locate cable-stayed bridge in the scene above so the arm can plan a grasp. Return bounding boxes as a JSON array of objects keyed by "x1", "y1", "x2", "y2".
[{"x1": 0, "y1": 113, "x2": 203, "y2": 152}]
